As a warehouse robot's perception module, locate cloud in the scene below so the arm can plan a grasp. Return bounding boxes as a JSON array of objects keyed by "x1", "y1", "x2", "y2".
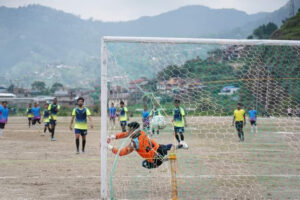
[{"x1": 0, "y1": 0, "x2": 289, "y2": 21}]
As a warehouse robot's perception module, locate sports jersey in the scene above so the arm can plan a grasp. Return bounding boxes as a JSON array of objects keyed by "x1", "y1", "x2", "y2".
[
  {"x1": 48, "y1": 104, "x2": 60, "y2": 120},
  {"x1": 234, "y1": 109, "x2": 245, "y2": 122},
  {"x1": 32, "y1": 107, "x2": 41, "y2": 119},
  {"x1": 43, "y1": 110, "x2": 50, "y2": 123},
  {"x1": 72, "y1": 107, "x2": 91, "y2": 130},
  {"x1": 150, "y1": 109, "x2": 161, "y2": 117},
  {"x1": 119, "y1": 107, "x2": 128, "y2": 122},
  {"x1": 109, "y1": 107, "x2": 117, "y2": 116},
  {"x1": 142, "y1": 110, "x2": 150, "y2": 124},
  {"x1": 173, "y1": 107, "x2": 185, "y2": 127},
  {"x1": 113, "y1": 131, "x2": 159, "y2": 163},
  {"x1": 27, "y1": 108, "x2": 33, "y2": 118},
  {"x1": 248, "y1": 110, "x2": 257, "y2": 121},
  {"x1": 0, "y1": 105, "x2": 9, "y2": 123}
]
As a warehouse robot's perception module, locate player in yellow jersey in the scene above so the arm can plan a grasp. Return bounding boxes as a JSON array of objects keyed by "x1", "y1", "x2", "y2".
[
  {"x1": 70, "y1": 97, "x2": 94, "y2": 154},
  {"x1": 232, "y1": 103, "x2": 246, "y2": 142},
  {"x1": 118, "y1": 101, "x2": 129, "y2": 132},
  {"x1": 26, "y1": 103, "x2": 33, "y2": 128},
  {"x1": 48, "y1": 98, "x2": 60, "y2": 141},
  {"x1": 172, "y1": 99, "x2": 188, "y2": 149}
]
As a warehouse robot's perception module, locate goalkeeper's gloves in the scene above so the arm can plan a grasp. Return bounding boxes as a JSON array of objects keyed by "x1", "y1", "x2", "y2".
[
  {"x1": 107, "y1": 135, "x2": 116, "y2": 143},
  {"x1": 109, "y1": 135, "x2": 116, "y2": 140},
  {"x1": 107, "y1": 144, "x2": 114, "y2": 151}
]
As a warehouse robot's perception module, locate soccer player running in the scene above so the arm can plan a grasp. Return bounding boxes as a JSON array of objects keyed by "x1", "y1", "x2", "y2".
[
  {"x1": 107, "y1": 122, "x2": 175, "y2": 169},
  {"x1": 48, "y1": 97, "x2": 60, "y2": 141},
  {"x1": 26, "y1": 103, "x2": 33, "y2": 128},
  {"x1": 69, "y1": 97, "x2": 94, "y2": 154},
  {"x1": 142, "y1": 105, "x2": 150, "y2": 134},
  {"x1": 248, "y1": 107, "x2": 257, "y2": 133},
  {"x1": 0, "y1": 101, "x2": 9, "y2": 137},
  {"x1": 109, "y1": 103, "x2": 117, "y2": 129},
  {"x1": 119, "y1": 101, "x2": 129, "y2": 132},
  {"x1": 149, "y1": 104, "x2": 161, "y2": 135},
  {"x1": 41, "y1": 103, "x2": 50, "y2": 136},
  {"x1": 232, "y1": 103, "x2": 246, "y2": 142},
  {"x1": 32, "y1": 102, "x2": 41, "y2": 128},
  {"x1": 172, "y1": 99, "x2": 188, "y2": 149}
]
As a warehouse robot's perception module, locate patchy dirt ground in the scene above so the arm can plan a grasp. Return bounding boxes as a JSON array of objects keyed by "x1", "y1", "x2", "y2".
[{"x1": 0, "y1": 116, "x2": 299, "y2": 200}]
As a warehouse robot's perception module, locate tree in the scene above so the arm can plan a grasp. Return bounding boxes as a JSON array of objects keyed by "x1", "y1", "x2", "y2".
[
  {"x1": 7, "y1": 84, "x2": 14, "y2": 93},
  {"x1": 50, "y1": 82, "x2": 64, "y2": 93},
  {"x1": 31, "y1": 81, "x2": 46, "y2": 92},
  {"x1": 248, "y1": 22, "x2": 278, "y2": 39}
]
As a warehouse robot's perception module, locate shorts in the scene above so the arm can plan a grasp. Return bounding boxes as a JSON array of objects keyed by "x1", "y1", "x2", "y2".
[
  {"x1": 44, "y1": 122, "x2": 50, "y2": 127},
  {"x1": 288, "y1": 113, "x2": 292, "y2": 117},
  {"x1": 0, "y1": 123, "x2": 5, "y2": 129},
  {"x1": 174, "y1": 127, "x2": 184, "y2": 134},
  {"x1": 250, "y1": 120, "x2": 256, "y2": 126},
  {"x1": 142, "y1": 144, "x2": 171, "y2": 169},
  {"x1": 32, "y1": 118, "x2": 41, "y2": 125},
  {"x1": 235, "y1": 121, "x2": 244, "y2": 130},
  {"x1": 120, "y1": 121, "x2": 127, "y2": 127},
  {"x1": 50, "y1": 119, "x2": 56, "y2": 126},
  {"x1": 110, "y1": 115, "x2": 116, "y2": 120},
  {"x1": 75, "y1": 129, "x2": 87, "y2": 136},
  {"x1": 28, "y1": 117, "x2": 32, "y2": 121}
]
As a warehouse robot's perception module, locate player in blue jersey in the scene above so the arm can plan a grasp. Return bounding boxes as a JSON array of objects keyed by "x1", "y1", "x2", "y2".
[
  {"x1": 248, "y1": 107, "x2": 257, "y2": 133},
  {"x1": 0, "y1": 101, "x2": 9, "y2": 137},
  {"x1": 109, "y1": 103, "x2": 117, "y2": 128},
  {"x1": 32, "y1": 102, "x2": 41, "y2": 128},
  {"x1": 142, "y1": 105, "x2": 150, "y2": 134}
]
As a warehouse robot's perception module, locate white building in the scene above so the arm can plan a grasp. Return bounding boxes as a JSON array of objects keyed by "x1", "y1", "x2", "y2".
[{"x1": 218, "y1": 86, "x2": 240, "y2": 95}]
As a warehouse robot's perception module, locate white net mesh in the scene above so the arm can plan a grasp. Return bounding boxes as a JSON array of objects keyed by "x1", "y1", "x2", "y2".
[{"x1": 102, "y1": 37, "x2": 300, "y2": 199}]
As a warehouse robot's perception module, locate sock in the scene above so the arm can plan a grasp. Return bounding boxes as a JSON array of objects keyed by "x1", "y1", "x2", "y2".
[
  {"x1": 51, "y1": 128, "x2": 55, "y2": 138},
  {"x1": 76, "y1": 138, "x2": 79, "y2": 151},
  {"x1": 251, "y1": 127, "x2": 253, "y2": 132},
  {"x1": 44, "y1": 127, "x2": 47, "y2": 133},
  {"x1": 255, "y1": 127, "x2": 257, "y2": 133},
  {"x1": 238, "y1": 133, "x2": 241, "y2": 139},
  {"x1": 175, "y1": 133, "x2": 180, "y2": 143},
  {"x1": 82, "y1": 139, "x2": 86, "y2": 151},
  {"x1": 0, "y1": 129, "x2": 3, "y2": 136},
  {"x1": 180, "y1": 134, "x2": 184, "y2": 141}
]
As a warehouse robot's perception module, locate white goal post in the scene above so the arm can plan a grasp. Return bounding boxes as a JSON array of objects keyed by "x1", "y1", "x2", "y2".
[{"x1": 100, "y1": 36, "x2": 300, "y2": 200}]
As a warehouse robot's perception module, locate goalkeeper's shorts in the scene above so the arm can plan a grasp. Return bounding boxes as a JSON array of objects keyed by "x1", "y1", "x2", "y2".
[{"x1": 142, "y1": 144, "x2": 172, "y2": 169}]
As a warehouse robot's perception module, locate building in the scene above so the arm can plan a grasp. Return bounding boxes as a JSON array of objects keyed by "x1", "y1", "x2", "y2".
[
  {"x1": 0, "y1": 93, "x2": 16, "y2": 99},
  {"x1": 218, "y1": 86, "x2": 240, "y2": 95},
  {"x1": 54, "y1": 89, "x2": 76, "y2": 107},
  {"x1": 0, "y1": 86, "x2": 7, "y2": 93}
]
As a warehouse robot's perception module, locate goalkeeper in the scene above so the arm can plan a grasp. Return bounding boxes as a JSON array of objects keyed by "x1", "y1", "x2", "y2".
[{"x1": 107, "y1": 122, "x2": 176, "y2": 169}]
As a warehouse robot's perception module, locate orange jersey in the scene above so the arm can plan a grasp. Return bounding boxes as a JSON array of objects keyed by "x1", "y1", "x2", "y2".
[{"x1": 113, "y1": 130, "x2": 159, "y2": 163}]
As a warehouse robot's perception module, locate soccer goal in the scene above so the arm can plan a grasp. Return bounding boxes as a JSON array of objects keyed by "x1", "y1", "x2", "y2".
[{"x1": 100, "y1": 37, "x2": 300, "y2": 200}]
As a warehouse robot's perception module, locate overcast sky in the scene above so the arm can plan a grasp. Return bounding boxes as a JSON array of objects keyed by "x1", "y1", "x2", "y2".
[{"x1": 0, "y1": 0, "x2": 289, "y2": 21}]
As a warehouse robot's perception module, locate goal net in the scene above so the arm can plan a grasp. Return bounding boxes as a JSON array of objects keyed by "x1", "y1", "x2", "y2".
[{"x1": 100, "y1": 37, "x2": 300, "y2": 200}]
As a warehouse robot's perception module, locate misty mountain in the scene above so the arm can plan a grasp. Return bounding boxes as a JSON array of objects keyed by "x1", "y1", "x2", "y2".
[{"x1": 0, "y1": 1, "x2": 298, "y2": 87}]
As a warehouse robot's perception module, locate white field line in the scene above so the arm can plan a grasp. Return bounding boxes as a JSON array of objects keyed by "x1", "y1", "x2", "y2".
[
  {"x1": 275, "y1": 132, "x2": 299, "y2": 135},
  {"x1": 0, "y1": 174, "x2": 300, "y2": 180}
]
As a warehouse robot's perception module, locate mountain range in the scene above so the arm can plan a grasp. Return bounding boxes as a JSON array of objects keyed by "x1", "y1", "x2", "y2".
[{"x1": 0, "y1": 0, "x2": 299, "y2": 87}]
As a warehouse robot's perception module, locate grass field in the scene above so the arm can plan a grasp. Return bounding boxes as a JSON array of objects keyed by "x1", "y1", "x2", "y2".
[{"x1": 0, "y1": 116, "x2": 299, "y2": 199}]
